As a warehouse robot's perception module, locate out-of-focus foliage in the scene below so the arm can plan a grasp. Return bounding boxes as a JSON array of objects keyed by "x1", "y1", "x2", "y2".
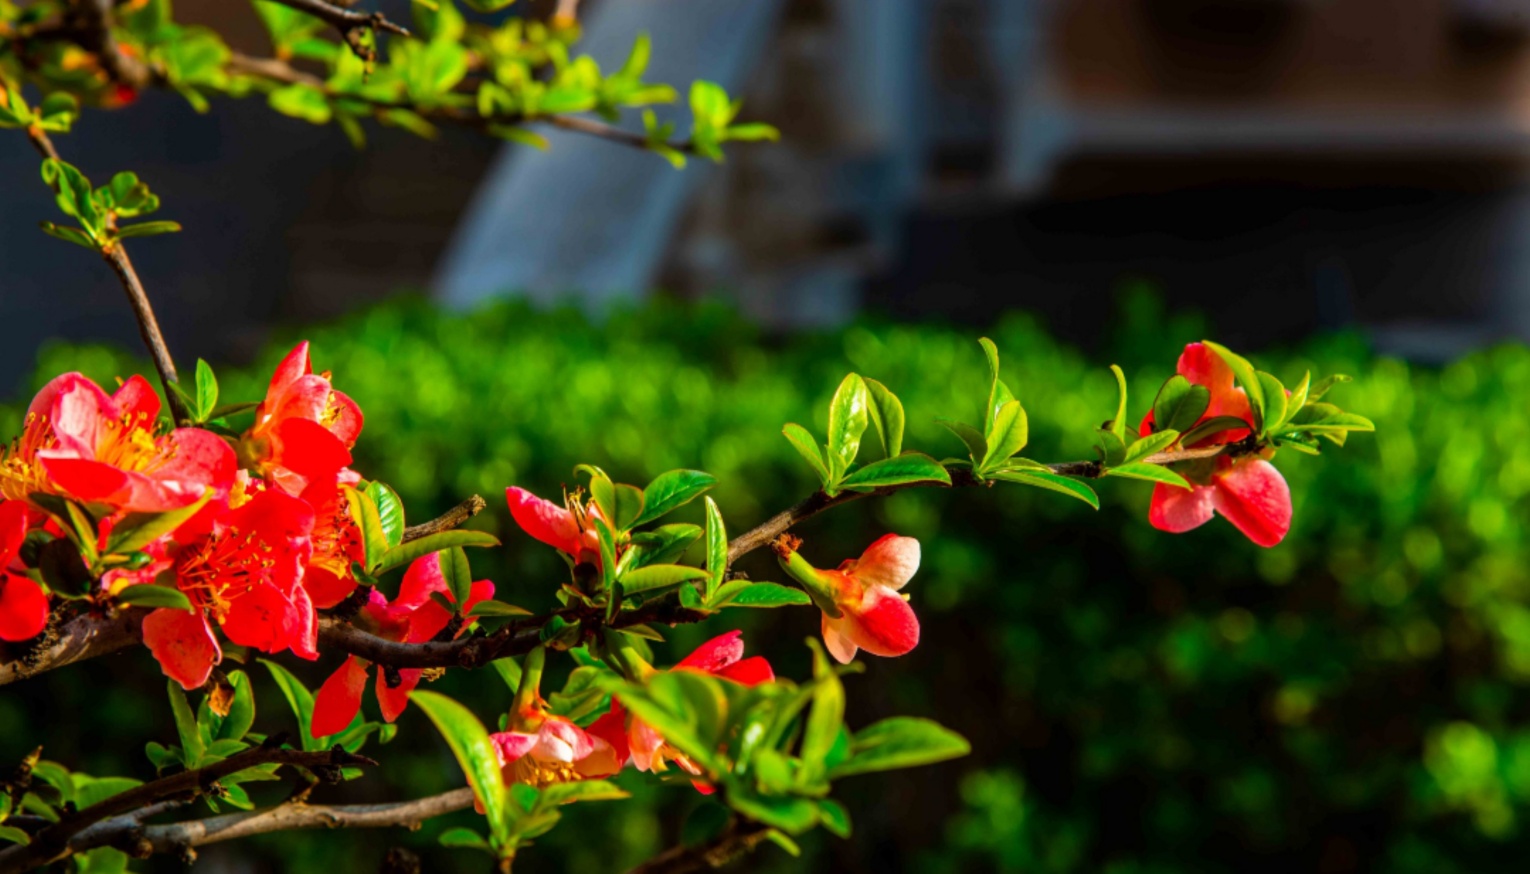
[{"x1": 1, "y1": 291, "x2": 1524, "y2": 872}]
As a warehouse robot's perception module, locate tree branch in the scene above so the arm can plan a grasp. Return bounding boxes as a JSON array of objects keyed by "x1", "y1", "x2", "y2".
[
  {"x1": 624, "y1": 818, "x2": 773, "y2": 874},
  {"x1": 0, "y1": 744, "x2": 377, "y2": 872},
  {"x1": 0, "y1": 607, "x2": 146, "y2": 686},
  {"x1": 76, "y1": 0, "x2": 151, "y2": 89},
  {"x1": 401, "y1": 495, "x2": 487, "y2": 542}
]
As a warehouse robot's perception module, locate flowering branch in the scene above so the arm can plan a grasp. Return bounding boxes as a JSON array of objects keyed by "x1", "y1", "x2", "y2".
[{"x1": 0, "y1": 744, "x2": 378, "y2": 872}]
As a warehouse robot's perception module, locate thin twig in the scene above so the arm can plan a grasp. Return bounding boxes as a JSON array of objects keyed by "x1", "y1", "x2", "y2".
[
  {"x1": 102, "y1": 243, "x2": 190, "y2": 423},
  {"x1": 401, "y1": 495, "x2": 487, "y2": 542},
  {"x1": 624, "y1": 818, "x2": 772, "y2": 874},
  {"x1": 265, "y1": 0, "x2": 409, "y2": 61},
  {"x1": 0, "y1": 745, "x2": 377, "y2": 871}
]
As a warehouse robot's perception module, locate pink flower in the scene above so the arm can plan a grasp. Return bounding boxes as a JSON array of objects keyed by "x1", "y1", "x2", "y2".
[
  {"x1": 241, "y1": 343, "x2": 363, "y2": 496},
  {"x1": 489, "y1": 715, "x2": 622, "y2": 791},
  {"x1": 1142, "y1": 343, "x2": 1292, "y2": 547},
  {"x1": 1, "y1": 373, "x2": 234, "y2": 512},
  {"x1": 505, "y1": 486, "x2": 602, "y2": 565},
  {"x1": 776, "y1": 533, "x2": 922, "y2": 665},
  {"x1": 311, "y1": 552, "x2": 493, "y2": 737},
  {"x1": 0, "y1": 501, "x2": 47, "y2": 642},
  {"x1": 588, "y1": 630, "x2": 773, "y2": 792}
]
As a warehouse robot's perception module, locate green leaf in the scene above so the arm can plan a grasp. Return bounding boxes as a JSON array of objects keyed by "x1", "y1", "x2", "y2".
[
  {"x1": 782, "y1": 423, "x2": 830, "y2": 488},
  {"x1": 441, "y1": 546, "x2": 473, "y2": 611},
  {"x1": 1107, "y1": 364, "x2": 1129, "y2": 439},
  {"x1": 727, "y1": 792, "x2": 821, "y2": 835},
  {"x1": 827, "y1": 717, "x2": 971, "y2": 779},
  {"x1": 704, "y1": 496, "x2": 725, "y2": 603},
  {"x1": 990, "y1": 470, "x2": 1099, "y2": 510},
  {"x1": 116, "y1": 585, "x2": 193, "y2": 611},
  {"x1": 1307, "y1": 373, "x2": 1352, "y2": 402},
  {"x1": 839, "y1": 453, "x2": 951, "y2": 491},
  {"x1": 107, "y1": 489, "x2": 214, "y2": 555},
  {"x1": 489, "y1": 657, "x2": 522, "y2": 693},
  {"x1": 863, "y1": 378, "x2": 905, "y2": 458},
  {"x1": 1201, "y1": 340, "x2": 1265, "y2": 430},
  {"x1": 1284, "y1": 404, "x2": 1375, "y2": 434},
  {"x1": 344, "y1": 487, "x2": 390, "y2": 574},
  {"x1": 981, "y1": 400, "x2": 1028, "y2": 470},
  {"x1": 38, "y1": 222, "x2": 97, "y2": 249},
  {"x1": 374, "y1": 530, "x2": 500, "y2": 575},
  {"x1": 0, "y1": 826, "x2": 29, "y2": 846},
  {"x1": 216, "y1": 670, "x2": 256, "y2": 742},
  {"x1": 979, "y1": 338, "x2": 1016, "y2": 427},
  {"x1": 167, "y1": 681, "x2": 205, "y2": 767},
  {"x1": 538, "y1": 779, "x2": 629, "y2": 807},
  {"x1": 411, "y1": 691, "x2": 515, "y2": 849},
  {"x1": 1283, "y1": 371, "x2": 1312, "y2": 427},
  {"x1": 269, "y1": 83, "x2": 332, "y2": 123},
  {"x1": 469, "y1": 600, "x2": 532, "y2": 617},
  {"x1": 1152, "y1": 375, "x2": 1211, "y2": 436},
  {"x1": 1179, "y1": 416, "x2": 1254, "y2": 447},
  {"x1": 1256, "y1": 371, "x2": 1287, "y2": 437},
  {"x1": 710, "y1": 581, "x2": 810, "y2": 609},
  {"x1": 937, "y1": 418, "x2": 987, "y2": 463},
  {"x1": 73, "y1": 776, "x2": 143, "y2": 810},
  {"x1": 618, "y1": 564, "x2": 708, "y2": 596},
  {"x1": 723, "y1": 122, "x2": 779, "y2": 142},
  {"x1": 260, "y1": 659, "x2": 321, "y2": 751},
  {"x1": 627, "y1": 523, "x2": 702, "y2": 569},
  {"x1": 115, "y1": 221, "x2": 182, "y2": 239},
  {"x1": 818, "y1": 799, "x2": 851, "y2": 838},
  {"x1": 364, "y1": 481, "x2": 406, "y2": 549},
  {"x1": 189, "y1": 359, "x2": 217, "y2": 422},
  {"x1": 825, "y1": 373, "x2": 870, "y2": 481},
  {"x1": 41, "y1": 159, "x2": 102, "y2": 235},
  {"x1": 1122, "y1": 429, "x2": 1179, "y2": 465},
  {"x1": 801, "y1": 641, "x2": 844, "y2": 782},
  {"x1": 439, "y1": 827, "x2": 492, "y2": 853},
  {"x1": 634, "y1": 470, "x2": 717, "y2": 528},
  {"x1": 1105, "y1": 462, "x2": 1192, "y2": 490},
  {"x1": 611, "y1": 483, "x2": 645, "y2": 531}
]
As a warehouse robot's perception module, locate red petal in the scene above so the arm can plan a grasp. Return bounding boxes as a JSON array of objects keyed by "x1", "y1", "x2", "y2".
[
  {"x1": 275, "y1": 418, "x2": 353, "y2": 480},
  {"x1": 220, "y1": 585, "x2": 299, "y2": 653},
  {"x1": 1178, "y1": 343, "x2": 1254, "y2": 441},
  {"x1": 506, "y1": 487, "x2": 582, "y2": 555},
  {"x1": 853, "y1": 534, "x2": 921, "y2": 592},
  {"x1": 142, "y1": 607, "x2": 220, "y2": 690},
  {"x1": 327, "y1": 390, "x2": 364, "y2": 447},
  {"x1": 270, "y1": 343, "x2": 313, "y2": 395},
  {"x1": 395, "y1": 552, "x2": 447, "y2": 612},
  {"x1": 375, "y1": 667, "x2": 422, "y2": 723},
  {"x1": 0, "y1": 501, "x2": 31, "y2": 562},
  {"x1": 153, "y1": 428, "x2": 237, "y2": 496},
  {"x1": 289, "y1": 583, "x2": 319, "y2": 660},
  {"x1": 586, "y1": 704, "x2": 630, "y2": 764},
  {"x1": 1148, "y1": 481, "x2": 1216, "y2": 534},
  {"x1": 715, "y1": 656, "x2": 774, "y2": 686},
  {"x1": 675, "y1": 630, "x2": 744, "y2": 673},
  {"x1": 40, "y1": 456, "x2": 131, "y2": 505},
  {"x1": 303, "y1": 565, "x2": 357, "y2": 610},
  {"x1": 312, "y1": 656, "x2": 369, "y2": 738},
  {"x1": 0, "y1": 576, "x2": 48, "y2": 642},
  {"x1": 111, "y1": 375, "x2": 161, "y2": 421},
  {"x1": 844, "y1": 585, "x2": 920, "y2": 658},
  {"x1": 1213, "y1": 458, "x2": 1292, "y2": 547}
]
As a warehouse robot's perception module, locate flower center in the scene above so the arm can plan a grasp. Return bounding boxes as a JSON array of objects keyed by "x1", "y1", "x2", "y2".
[
  {"x1": 175, "y1": 526, "x2": 275, "y2": 619},
  {"x1": 95, "y1": 412, "x2": 175, "y2": 475},
  {"x1": 0, "y1": 412, "x2": 58, "y2": 501},
  {"x1": 510, "y1": 755, "x2": 586, "y2": 789}
]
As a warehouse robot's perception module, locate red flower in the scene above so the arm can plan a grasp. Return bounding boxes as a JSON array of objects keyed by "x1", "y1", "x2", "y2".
[
  {"x1": 140, "y1": 487, "x2": 317, "y2": 689},
  {"x1": 310, "y1": 552, "x2": 493, "y2": 737},
  {"x1": 298, "y1": 477, "x2": 365, "y2": 609},
  {"x1": 589, "y1": 630, "x2": 772, "y2": 792},
  {"x1": 505, "y1": 486, "x2": 602, "y2": 565},
  {"x1": 1, "y1": 373, "x2": 234, "y2": 512},
  {"x1": 0, "y1": 501, "x2": 48, "y2": 642},
  {"x1": 777, "y1": 533, "x2": 921, "y2": 665},
  {"x1": 1142, "y1": 343, "x2": 1292, "y2": 547},
  {"x1": 242, "y1": 343, "x2": 363, "y2": 496}
]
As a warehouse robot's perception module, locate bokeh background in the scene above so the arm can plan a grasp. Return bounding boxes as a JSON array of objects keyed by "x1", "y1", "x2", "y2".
[{"x1": 6, "y1": 0, "x2": 1530, "y2": 871}]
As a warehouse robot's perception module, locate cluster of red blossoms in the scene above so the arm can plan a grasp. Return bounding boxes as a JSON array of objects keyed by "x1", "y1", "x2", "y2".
[{"x1": 0, "y1": 344, "x2": 377, "y2": 693}]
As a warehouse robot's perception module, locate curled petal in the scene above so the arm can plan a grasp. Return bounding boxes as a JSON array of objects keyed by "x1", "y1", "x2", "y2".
[
  {"x1": 142, "y1": 607, "x2": 221, "y2": 690},
  {"x1": 822, "y1": 612, "x2": 860, "y2": 665},
  {"x1": 0, "y1": 576, "x2": 48, "y2": 642},
  {"x1": 375, "y1": 667, "x2": 422, "y2": 724},
  {"x1": 1148, "y1": 482, "x2": 1217, "y2": 534},
  {"x1": 1213, "y1": 458, "x2": 1292, "y2": 548},
  {"x1": 312, "y1": 656, "x2": 370, "y2": 738},
  {"x1": 675, "y1": 630, "x2": 744, "y2": 674},
  {"x1": 506, "y1": 487, "x2": 582, "y2": 555},
  {"x1": 111, "y1": 374, "x2": 161, "y2": 421},
  {"x1": 715, "y1": 655, "x2": 774, "y2": 686},
  {"x1": 851, "y1": 534, "x2": 921, "y2": 592},
  {"x1": 843, "y1": 584, "x2": 920, "y2": 658},
  {"x1": 269, "y1": 342, "x2": 313, "y2": 397}
]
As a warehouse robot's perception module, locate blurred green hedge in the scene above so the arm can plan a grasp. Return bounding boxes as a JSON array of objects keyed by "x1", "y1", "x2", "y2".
[{"x1": 5, "y1": 292, "x2": 1530, "y2": 873}]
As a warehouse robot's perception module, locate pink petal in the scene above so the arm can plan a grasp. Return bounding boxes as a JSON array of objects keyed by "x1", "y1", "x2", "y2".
[
  {"x1": 0, "y1": 576, "x2": 48, "y2": 642},
  {"x1": 506, "y1": 487, "x2": 582, "y2": 555},
  {"x1": 822, "y1": 613, "x2": 860, "y2": 665},
  {"x1": 539, "y1": 716, "x2": 594, "y2": 761},
  {"x1": 375, "y1": 667, "x2": 422, "y2": 723},
  {"x1": 844, "y1": 584, "x2": 920, "y2": 658},
  {"x1": 142, "y1": 607, "x2": 221, "y2": 690},
  {"x1": 675, "y1": 630, "x2": 744, "y2": 673},
  {"x1": 1148, "y1": 482, "x2": 1217, "y2": 534},
  {"x1": 154, "y1": 428, "x2": 237, "y2": 496},
  {"x1": 312, "y1": 656, "x2": 369, "y2": 738},
  {"x1": 41, "y1": 374, "x2": 114, "y2": 455},
  {"x1": 1213, "y1": 458, "x2": 1292, "y2": 548},
  {"x1": 852, "y1": 534, "x2": 921, "y2": 591},
  {"x1": 491, "y1": 731, "x2": 540, "y2": 764}
]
